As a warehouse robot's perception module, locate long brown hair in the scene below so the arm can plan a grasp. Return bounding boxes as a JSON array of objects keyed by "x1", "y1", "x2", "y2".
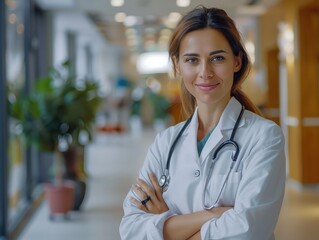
[{"x1": 168, "y1": 6, "x2": 261, "y2": 118}]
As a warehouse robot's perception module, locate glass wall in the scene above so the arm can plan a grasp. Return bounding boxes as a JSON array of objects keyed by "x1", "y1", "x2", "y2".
[
  {"x1": 0, "y1": 0, "x2": 9, "y2": 238},
  {"x1": 6, "y1": 0, "x2": 28, "y2": 228},
  {"x1": 0, "y1": 0, "x2": 44, "y2": 238}
]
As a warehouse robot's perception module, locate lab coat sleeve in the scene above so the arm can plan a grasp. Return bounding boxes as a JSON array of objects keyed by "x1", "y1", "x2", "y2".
[
  {"x1": 201, "y1": 123, "x2": 286, "y2": 240},
  {"x1": 119, "y1": 129, "x2": 177, "y2": 240}
]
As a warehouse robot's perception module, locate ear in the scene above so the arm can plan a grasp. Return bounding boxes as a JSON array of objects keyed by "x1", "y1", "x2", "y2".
[{"x1": 233, "y1": 55, "x2": 242, "y2": 73}]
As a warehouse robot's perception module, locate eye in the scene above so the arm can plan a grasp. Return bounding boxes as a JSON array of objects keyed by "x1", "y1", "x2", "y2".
[
  {"x1": 185, "y1": 57, "x2": 198, "y2": 64},
  {"x1": 211, "y1": 55, "x2": 225, "y2": 62}
]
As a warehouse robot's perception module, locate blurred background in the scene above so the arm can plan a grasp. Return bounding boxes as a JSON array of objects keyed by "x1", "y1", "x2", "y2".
[{"x1": 0, "y1": 0, "x2": 319, "y2": 239}]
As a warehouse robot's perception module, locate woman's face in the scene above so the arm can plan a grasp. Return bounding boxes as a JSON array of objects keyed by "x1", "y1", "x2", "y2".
[{"x1": 177, "y1": 28, "x2": 242, "y2": 109}]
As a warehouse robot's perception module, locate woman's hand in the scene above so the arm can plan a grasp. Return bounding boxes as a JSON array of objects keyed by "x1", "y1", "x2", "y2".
[{"x1": 130, "y1": 172, "x2": 169, "y2": 214}]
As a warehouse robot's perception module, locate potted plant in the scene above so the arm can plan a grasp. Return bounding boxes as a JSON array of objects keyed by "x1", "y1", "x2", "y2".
[
  {"x1": 10, "y1": 60, "x2": 101, "y2": 217},
  {"x1": 147, "y1": 91, "x2": 170, "y2": 132}
]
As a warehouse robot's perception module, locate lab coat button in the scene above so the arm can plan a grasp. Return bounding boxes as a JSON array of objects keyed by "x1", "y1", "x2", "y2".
[{"x1": 194, "y1": 170, "x2": 200, "y2": 177}]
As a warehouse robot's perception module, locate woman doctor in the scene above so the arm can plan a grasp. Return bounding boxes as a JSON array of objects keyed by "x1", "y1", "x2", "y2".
[{"x1": 120, "y1": 6, "x2": 286, "y2": 240}]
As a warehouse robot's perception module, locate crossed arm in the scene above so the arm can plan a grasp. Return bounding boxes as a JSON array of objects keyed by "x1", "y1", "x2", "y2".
[{"x1": 130, "y1": 172, "x2": 232, "y2": 240}]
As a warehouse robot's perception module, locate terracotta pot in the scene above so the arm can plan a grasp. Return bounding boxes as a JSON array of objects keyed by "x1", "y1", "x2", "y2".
[{"x1": 44, "y1": 183, "x2": 75, "y2": 216}]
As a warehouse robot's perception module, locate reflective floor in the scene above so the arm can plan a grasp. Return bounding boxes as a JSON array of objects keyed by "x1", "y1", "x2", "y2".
[
  {"x1": 276, "y1": 184, "x2": 319, "y2": 240},
  {"x1": 18, "y1": 128, "x2": 319, "y2": 240}
]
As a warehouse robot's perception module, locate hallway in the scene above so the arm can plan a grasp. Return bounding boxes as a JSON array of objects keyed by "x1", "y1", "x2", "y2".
[
  {"x1": 18, "y1": 129, "x2": 319, "y2": 240},
  {"x1": 18, "y1": 129, "x2": 157, "y2": 240}
]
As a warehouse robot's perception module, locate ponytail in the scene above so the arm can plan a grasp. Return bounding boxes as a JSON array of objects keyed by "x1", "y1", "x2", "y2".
[
  {"x1": 180, "y1": 81, "x2": 196, "y2": 119},
  {"x1": 232, "y1": 89, "x2": 262, "y2": 116}
]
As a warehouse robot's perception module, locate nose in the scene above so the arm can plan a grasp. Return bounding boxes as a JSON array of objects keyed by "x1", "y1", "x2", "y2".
[{"x1": 199, "y1": 62, "x2": 214, "y2": 79}]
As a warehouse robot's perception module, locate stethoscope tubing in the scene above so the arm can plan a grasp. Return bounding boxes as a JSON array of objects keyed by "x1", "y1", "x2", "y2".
[
  {"x1": 160, "y1": 105, "x2": 245, "y2": 209},
  {"x1": 202, "y1": 156, "x2": 236, "y2": 209}
]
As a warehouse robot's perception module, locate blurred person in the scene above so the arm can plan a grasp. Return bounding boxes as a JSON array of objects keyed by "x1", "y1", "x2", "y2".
[{"x1": 120, "y1": 6, "x2": 285, "y2": 240}]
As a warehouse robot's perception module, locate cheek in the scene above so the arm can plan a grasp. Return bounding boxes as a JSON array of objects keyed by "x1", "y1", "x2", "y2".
[
  {"x1": 214, "y1": 65, "x2": 235, "y2": 82},
  {"x1": 179, "y1": 68, "x2": 196, "y2": 93},
  {"x1": 180, "y1": 67, "x2": 196, "y2": 82}
]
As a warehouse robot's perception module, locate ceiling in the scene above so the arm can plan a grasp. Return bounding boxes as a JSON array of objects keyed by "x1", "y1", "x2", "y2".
[{"x1": 36, "y1": 0, "x2": 279, "y2": 51}]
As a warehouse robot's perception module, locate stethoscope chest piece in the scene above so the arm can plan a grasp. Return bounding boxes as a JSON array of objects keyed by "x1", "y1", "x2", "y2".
[{"x1": 159, "y1": 174, "x2": 169, "y2": 192}]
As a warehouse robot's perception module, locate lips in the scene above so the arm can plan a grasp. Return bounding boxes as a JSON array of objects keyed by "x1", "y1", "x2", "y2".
[{"x1": 195, "y1": 82, "x2": 220, "y2": 91}]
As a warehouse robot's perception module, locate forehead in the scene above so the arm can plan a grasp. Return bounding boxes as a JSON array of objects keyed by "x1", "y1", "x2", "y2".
[{"x1": 179, "y1": 28, "x2": 232, "y2": 54}]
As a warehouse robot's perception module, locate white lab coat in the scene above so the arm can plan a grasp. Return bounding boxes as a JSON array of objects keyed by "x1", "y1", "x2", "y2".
[{"x1": 119, "y1": 97, "x2": 286, "y2": 240}]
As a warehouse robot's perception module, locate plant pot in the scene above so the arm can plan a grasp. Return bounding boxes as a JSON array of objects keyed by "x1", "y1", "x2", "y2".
[
  {"x1": 63, "y1": 145, "x2": 88, "y2": 180},
  {"x1": 65, "y1": 179, "x2": 87, "y2": 211},
  {"x1": 72, "y1": 179, "x2": 86, "y2": 211},
  {"x1": 62, "y1": 146, "x2": 87, "y2": 211},
  {"x1": 44, "y1": 183, "x2": 74, "y2": 218}
]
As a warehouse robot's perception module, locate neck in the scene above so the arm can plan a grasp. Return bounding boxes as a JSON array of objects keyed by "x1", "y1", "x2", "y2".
[{"x1": 197, "y1": 98, "x2": 230, "y2": 140}]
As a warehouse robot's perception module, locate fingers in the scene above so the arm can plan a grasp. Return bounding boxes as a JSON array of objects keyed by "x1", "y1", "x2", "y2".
[
  {"x1": 130, "y1": 173, "x2": 169, "y2": 214},
  {"x1": 130, "y1": 196, "x2": 148, "y2": 211},
  {"x1": 149, "y1": 172, "x2": 161, "y2": 190},
  {"x1": 149, "y1": 172, "x2": 163, "y2": 199},
  {"x1": 130, "y1": 184, "x2": 152, "y2": 211},
  {"x1": 135, "y1": 173, "x2": 163, "y2": 201},
  {"x1": 136, "y1": 178, "x2": 156, "y2": 200},
  {"x1": 131, "y1": 184, "x2": 149, "y2": 201},
  {"x1": 130, "y1": 177, "x2": 155, "y2": 211}
]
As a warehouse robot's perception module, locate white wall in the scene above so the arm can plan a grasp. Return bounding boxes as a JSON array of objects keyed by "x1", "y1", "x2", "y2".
[{"x1": 52, "y1": 10, "x2": 122, "y2": 95}]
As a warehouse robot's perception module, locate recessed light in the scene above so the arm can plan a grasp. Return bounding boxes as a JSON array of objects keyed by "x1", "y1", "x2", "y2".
[
  {"x1": 115, "y1": 12, "x2": 126, "y2": 22},
  {"x1": 176, "y1": 0, "x2": 190, "y2": 7},
  {"x1": 111, "y1": 0, "x2": 124, "y2": 7}
]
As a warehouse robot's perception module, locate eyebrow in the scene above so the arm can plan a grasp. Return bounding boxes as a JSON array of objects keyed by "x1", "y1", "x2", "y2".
[{"x1": 182, "y1": 50, "x2": 227, "y2": 57}]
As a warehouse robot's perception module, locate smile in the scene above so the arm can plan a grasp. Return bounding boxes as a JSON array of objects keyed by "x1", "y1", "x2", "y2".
[{"x1": 195, "y1": 83, "x2": 220, "y2": 91}]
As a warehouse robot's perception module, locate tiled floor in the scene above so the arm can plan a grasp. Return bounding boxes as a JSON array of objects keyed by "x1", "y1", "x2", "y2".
[{"x1": 18, "y1": 128, "x2": 319, "y2": 240}]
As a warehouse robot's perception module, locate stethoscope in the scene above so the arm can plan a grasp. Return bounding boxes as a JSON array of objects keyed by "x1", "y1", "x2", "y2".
[{"x1": 159, "y1": 105, "x2": 245, "y2": 209}]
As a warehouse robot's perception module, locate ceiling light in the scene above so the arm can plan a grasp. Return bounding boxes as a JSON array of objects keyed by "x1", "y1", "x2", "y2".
[
  {"x1": 8, "y1": 13, "x2": 17, "y2": 24},
  {"x1": 162, "y1": 12, "x2": 182, "y2": 28},
  {"x1": 111, "y1": 0, "x2": 124, "y2": 7},
  {"x1": 124, "y1": 16, "x2": 143, "y2": 27},
  {"x1": 115, "y1": 12, "x2": 126, "y2": 22},
  {"x1": 176, "y1": 0, "x2": 190, "y2": 7},
  {"x1": 137, "y1": 52, "x2": 169, "y2": 74},
  {"x1": 168, "y1": 12, "x2": 182, "y2": 22}
]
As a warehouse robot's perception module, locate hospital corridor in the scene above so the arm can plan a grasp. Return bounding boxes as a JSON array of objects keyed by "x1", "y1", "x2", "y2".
[
  {"x1": 17, "y1": 129, "x2": 319, "y2": 240},
  {"x1": 1, "y1": 0, "x2": 319, "y2": 239}
]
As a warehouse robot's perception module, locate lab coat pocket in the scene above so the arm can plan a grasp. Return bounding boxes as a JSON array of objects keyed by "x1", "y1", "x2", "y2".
[{"x1": 205, "y1": 171, "x2": 242, "y2": 207}]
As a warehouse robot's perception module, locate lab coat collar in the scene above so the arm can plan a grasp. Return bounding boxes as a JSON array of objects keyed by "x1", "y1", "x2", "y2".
[
  {"x1": 182, "y1": 97, "x2": 245, "y2": 162},
  {"x1": 183, "y1": 97, "x2": 245, "y2": 134},
  {"x1": 218, "y1": 97, "x2": 246, "y2": 131}
]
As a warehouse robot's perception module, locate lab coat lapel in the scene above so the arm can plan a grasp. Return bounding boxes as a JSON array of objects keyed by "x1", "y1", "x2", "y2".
[
  {"x1": 219, "y1": 97, "x2": 245, "y2": 131},
  {"x1": 182, "y1": 109, "x2": 201, "y2": 164},
  {"x1": 200, "y1": 126, "x2": 224, "y2": 162},
  {"x1": 200, "y1": 97, "x2": 245, "y2": 162}
]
